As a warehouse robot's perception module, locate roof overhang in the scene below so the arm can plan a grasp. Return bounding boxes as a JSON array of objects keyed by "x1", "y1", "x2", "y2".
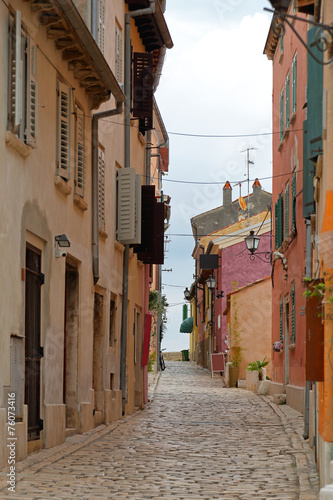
[
  {"x1": 126, "y1": 0, "x2": 173, "y2": 51},
  {"x1": 180, "y1": 317, "x2": 193, "y2": 333},
  {"x1": 26, "y1": 0, "x2": 125, "y2": 109}
]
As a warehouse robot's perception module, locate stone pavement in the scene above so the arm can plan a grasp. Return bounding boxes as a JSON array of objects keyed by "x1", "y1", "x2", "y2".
[{"x1": 0, "y1": 362, "x2": 319, "y2": 499}]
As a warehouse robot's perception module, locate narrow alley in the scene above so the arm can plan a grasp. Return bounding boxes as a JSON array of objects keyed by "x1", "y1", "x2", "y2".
[{"x1": 0, "y1": 362, "x2": 319, "y2": 500}]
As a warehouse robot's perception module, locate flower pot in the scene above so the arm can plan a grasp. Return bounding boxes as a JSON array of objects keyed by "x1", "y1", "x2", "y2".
[{"x1": 229, "y1": 366, "x2": 239, "y2": 388}]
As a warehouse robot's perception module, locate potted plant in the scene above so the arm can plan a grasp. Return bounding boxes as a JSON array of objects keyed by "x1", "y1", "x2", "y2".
[{"x1": 247, "y1": 357, "x2": 269, "y2": 380}]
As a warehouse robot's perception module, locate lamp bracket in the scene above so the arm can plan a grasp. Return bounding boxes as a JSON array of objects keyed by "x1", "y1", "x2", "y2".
[
  {"x1": 264, "y1": 7, "x2": 333, "y2": 66},
  {"x1": 249, "y1": 251, "x2": 272, "y2": 263}
]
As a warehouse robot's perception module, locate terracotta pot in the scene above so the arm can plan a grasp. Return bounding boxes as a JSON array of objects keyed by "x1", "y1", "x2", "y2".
[{"x1": 229, "y1": 366, "x2": 239, "y2": 388}]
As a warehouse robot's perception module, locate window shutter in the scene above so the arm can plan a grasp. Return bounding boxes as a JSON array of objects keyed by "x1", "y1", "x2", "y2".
[
  {"x1": 12, "y1": 11, "x2": 23, "y2": 130},
  {"x1": 98, "y1": 146, "x2": 105, "y2": 231},
  {"x1": 292, "y1": 172, "x2": 297, "y2": 231},
  {"x1": 275, "y1": 194, "x2": 284, "y2": 248},
  {"x1": 292, "y1": 53, "x2": 297, "y2": 113},
  {"x1": 75, "y1": 107, "x2": 85, "y2": 197},
  {"x1": 133, "y1": 52, "x2": 153, "y2": 132},
  {"x1": 115, "y1": 25, "x2": 122, "y2": 84},
  {"x1": 280, "y1": 33, "x2": 284, "y2": 54},
  {"x1": 117, "y1": 167, "x2": 141, "y2": 244},
  {"x1": 280, "y1": 88, "x2": 284, "y2": 141},
  {"x1": 275, "y1": 200, "x2": 279, "y2": 250},
  {"x1": 285, "y1": 73, "x2": 290, "y2": 128},
  {"x1": 279, "y1": 298, "x2": 283, "y2": 342},
  {"x1": 56, "y1": 80, "x2": 71, "y2": 179},
  {"x1": 97, "y1": 0, "x2": 105, "y2": 54},
  {"x1": 26, "y1": 39, "x2": 37, "y2": 146},
  {"x1": 10, "y1": 336, "x2": 24, "y2": 419},
  {"x1": 290, "y1": 284, "x2": 296, "y2": 344},
  {"x1": 285, "y1": 184, "x2": 289, "y2": 239}
]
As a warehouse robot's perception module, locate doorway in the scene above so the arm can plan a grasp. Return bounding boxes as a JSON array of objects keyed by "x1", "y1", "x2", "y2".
[
  {"x1": 63, "y1": 263, "x2": 79, "y2": 430},
  {"x1": 93, "y1": 293, "x2": 104, "y2": 423},
  {"x1": 25, "y1": 245, "x2": 44, "y2": 440},
  {"x1": 284, "y1": 300, "x2": 290, "y2": 386}
]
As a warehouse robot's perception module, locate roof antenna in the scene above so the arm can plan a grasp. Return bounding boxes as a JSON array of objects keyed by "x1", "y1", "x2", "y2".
[{"x1": 241, "y1": 147, "x2": 256, "y2": 226}]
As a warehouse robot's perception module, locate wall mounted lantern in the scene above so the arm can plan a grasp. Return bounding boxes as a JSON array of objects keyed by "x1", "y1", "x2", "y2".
[
  {"x1": 206, "y1": 275, "x2": 216, "y2": 291},
  {"x1": 184, "y1": 287, "x2": 191, "y2": 301},
  {"x1": 55, "y1": 234, "x2": 70, "y2": 258},
  {"x1": 265, "y1": 2, "x2": 333, "y2": 65},
  {"x1": 244, "y1": 231, "x2": 271, "y2": 263}
]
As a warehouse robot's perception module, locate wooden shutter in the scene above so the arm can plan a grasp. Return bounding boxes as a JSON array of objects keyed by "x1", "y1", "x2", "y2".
[
  {"x1": 290, "y1": 283, "x2": 296, "y2": 344},
  {"x1": 117, "y1": 167, "x2": 141, "y2": 244},
  {"x1": 97, "y1": 0, "x2": 105, "y2": 54},
  {"x1": 285, "y1": 72, "x2": 290, "y2": 128},
  {"x1": 9, "y1": 11, "x2": 23, "y2": 131},
  {"x1": 56, "y1": 80, "x2": 71, "y2": 179},
  {"x1": 75, "y1": 107, "x2": 85, "y2": 196},
  {"x1": 292, "y1": 53, "x2": 297, "y2": 113},
  {"x1": 115, "y1": 25, "x2": 122, "y2": 84},
  {"x1": 133, "y1": 52, "x2": 153, "y2": 131},
  {"x1": 279, "y1": 298, "x2": 283, "y2": 342},
  {"x1": 10, "y1": 335, "x2": 24, "y2": 419},
  {"x1": 98, "y1": 146, "x2": 105, "y2": 231},
  {"x1": 275, "y1": 194, "x2": 284, "y2": 249},
  {"x1": 285, "y1": 184, "x2": 289, "y2": 239},
  {"x1": 26, "y1": 39, "x2": 37, "y2": 146},
  {"x1": 292, "y1": 172, "x2": 297, "y2": 231},
  {"x1": 280, "y1": 88, "x2": 284, "y2": 141}
]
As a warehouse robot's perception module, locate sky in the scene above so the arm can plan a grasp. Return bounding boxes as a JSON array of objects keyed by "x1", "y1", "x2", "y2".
[{"x1": 155, "y1": 0, "x2": 274, "y2": 352}]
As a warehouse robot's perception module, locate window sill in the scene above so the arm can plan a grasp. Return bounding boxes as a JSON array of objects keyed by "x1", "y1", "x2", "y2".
[
  {"x1": 283, "y1": 128, "x2": 290, "y2": 140},
  {"x1": 73, "y1": 193, "x2": 88, "y2": 211},
  {"x1": 114, "y1": 240, "x2": 124, "y2": 253},
  {"x1": 288, "y1": 343, "x2": 296, "y2": 350},
  {"x1": 278, "y1": 52, "x2": 284, "y2": 65},
  {"x1": 278, "y1": 140, "x2": 284, "y2": 152},
  {"x1": 5, "y1": 131, "x2": 32, "y2": 158},
  {"x1": 99, "y1": 228, "x2": 108, "y2": 240},
  {"x1": 54, "y1": 175, "x2": 71, "y2": 196}
]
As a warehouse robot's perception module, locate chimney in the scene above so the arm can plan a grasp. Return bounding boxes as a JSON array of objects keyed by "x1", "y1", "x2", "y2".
[
  {"x1": 223, "y1": 181, "x2": 232, "y2": 206},
  {"x1": 252, "y1": 178, "x2": 262, "y2": 194}
]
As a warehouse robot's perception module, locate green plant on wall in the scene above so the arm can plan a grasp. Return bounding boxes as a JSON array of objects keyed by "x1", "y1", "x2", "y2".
[
  {"x1": 147, "y1": 351, "x2": 156, "y2": 372},
  {"x1": 303, "y1": 273, "x2": 333, "y2": 319},
  {"x1": 230, "y1": 281, "x2": 244, "y2": 367},
  {"x1": 149, "y1": 290, "x2": 169, "y2": 341}
]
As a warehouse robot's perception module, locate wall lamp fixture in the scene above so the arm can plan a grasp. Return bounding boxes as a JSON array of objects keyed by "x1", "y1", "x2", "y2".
[
  {"x1": 245, "y1": 231, "x2": 271, "y2": 263},
  {"x1": 55, "y1": 234, "x2": 70, "y2": 258},
  {"x1": 184, "y1": 287, "x2": 191, "y2": 301},
  {"x1": 216, "y1": 290, "x2": 224, "y2": 299},
  {"x1": 206, "y1": 275, "x2": 216, "y2": 291},
  {"x1": 265, "y1": 2, "x2": 333, "y2": 65}
]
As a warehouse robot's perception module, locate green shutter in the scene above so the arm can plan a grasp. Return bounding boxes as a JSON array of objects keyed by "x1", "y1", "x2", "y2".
[
  {"x1": 280, "y1": 33, "x2": 284, "y2": 54},
  {"x1": 292, "y1": 53, "x2": 297, "y2": 114},
  {"x1": 280, "y1": 298, "x2": 283, "y2": 342},
  {"x1": 290, "y1": 284, "x2": 296, "y2": 344},
  {"x1": 275, "y1": 194, "x2": 284, "y2": 249},
  {"x1": 292, "y1": 173, "x2": 297, "y2": 231},
  {"x1": 280, "y1": 88, "x2": 284, "y2": 141},
  {"x1": 285, "y1": 184, "x2": 289, "y2": 239},
  {"x1": 285, "y1": 73, "x2": 290, "y2": 128}
]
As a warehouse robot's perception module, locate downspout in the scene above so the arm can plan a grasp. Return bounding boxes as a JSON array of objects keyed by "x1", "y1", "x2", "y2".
[
  {"x1": 92, "y1": 102, "x2": 123, "y2": 285},
  {"x1": 121, "y1": 0, "x2": 156, "y2": 414}
]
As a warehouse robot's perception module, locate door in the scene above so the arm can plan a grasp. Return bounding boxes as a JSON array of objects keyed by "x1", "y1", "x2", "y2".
[
  {"x1": 25, "y1": 245, "x2": 44, "y2": 440},
  {"x1": 284, "y1": 301, "x2": 290, "y2": 386}
]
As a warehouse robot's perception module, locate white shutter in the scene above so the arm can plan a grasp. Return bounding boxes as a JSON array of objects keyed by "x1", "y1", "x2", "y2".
[
  {"x1": 13, "y1": 11, "x2": 22, "y2": 129},
  {"x1": 75, "y1": 107, "x2": 85, "y2": 196},
  {"x1": 97, "y1": 0, "x2": 105, "y2": 54},
  {"x1": 26, "y1": 40, "x2": 37, "y2": 146},
  {"x1": 10, "y1": 336, "x2": 24, "y2": 419},
  {"x1": 56, "y1": 80, "x2": 71, "y2": 179},
  {"x1": 115, "y1": 25, "x2": 122, "y2": 84},
  {"x1": 98, "y1": 146, "x2": 105, "y2": 231},
  {"x1": 117, "y1": 168, "x2": 141, "y2": 244}
]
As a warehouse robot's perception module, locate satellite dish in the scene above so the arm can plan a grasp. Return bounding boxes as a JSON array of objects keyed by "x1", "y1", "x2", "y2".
[{"x1": 239, "y1": 196, "x2": 246, "y2": 211}]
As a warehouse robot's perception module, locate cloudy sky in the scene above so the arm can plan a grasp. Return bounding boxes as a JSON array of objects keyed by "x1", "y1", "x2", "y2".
[{"x1": 155, "y1": 0, "x2": 274, "y2": 352}]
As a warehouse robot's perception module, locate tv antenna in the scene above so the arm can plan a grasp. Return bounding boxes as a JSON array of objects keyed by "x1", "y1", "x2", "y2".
[{"x1": 241, "y1": 147, "x2": 257, "y2": 226}]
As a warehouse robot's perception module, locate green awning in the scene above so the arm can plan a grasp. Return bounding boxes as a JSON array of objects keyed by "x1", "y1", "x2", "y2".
[{"x1": 179, "y1": 317, "x2": 193, "y2": 333}]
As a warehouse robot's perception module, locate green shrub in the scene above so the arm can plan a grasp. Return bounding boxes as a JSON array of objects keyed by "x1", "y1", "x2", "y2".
[{"x1": 148, "y1": 352, "x2": 156, "y2": 372}]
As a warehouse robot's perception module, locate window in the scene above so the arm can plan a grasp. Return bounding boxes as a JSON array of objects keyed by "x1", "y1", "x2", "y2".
[
  {"x1": 8, "y1": 12, "x2": 37, "y2": 146},
  {"x1": 115, "y1": 24, "x2": 122, "y2": 85},
  {"x1": 280, "y1": 88, "x2": 284, "y2": 142},
  {"x1": 290, "y1": 283, "x2": 296, "y2": 344},
  {"x1": 109, "y1": 298, "x2": 116, "y2": 346},
  {"x1": 97, "y1": 0, "x2": 105, "y2": 54},
  {"x1": 74, "y1": 104, "x2": 85, "y2": 197},
  {"x1": 292, "y1": 53, "x2": 297, "y2": 114},
  {"x1": 275, "y1": 193, "x2": 284, "y2": 249},
  {"x1": 284, "y1": 183, "x2": 290, "y2": 239},
  {"x1": 56, "y1": 80, "x2": 71, "y2": 179},
  {"x1": 285, "y1": 72, "x2": 290, "y2": 129},
  {"x1": 291, "y1": 172, "x2": 297, "y2": 231},
  {"x1": 98, "y1": 145, "x2": 105, "y2": 231}
]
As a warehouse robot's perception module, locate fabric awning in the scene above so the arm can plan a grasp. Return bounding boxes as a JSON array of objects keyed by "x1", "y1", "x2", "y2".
[{"x1": 180, "y1": 317, "x2": 193, "y2": 333}]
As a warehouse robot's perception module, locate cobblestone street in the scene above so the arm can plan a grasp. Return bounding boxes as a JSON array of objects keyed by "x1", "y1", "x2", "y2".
[{"x1": 0, "y1": 362, "x2": 319, "y2": 499}]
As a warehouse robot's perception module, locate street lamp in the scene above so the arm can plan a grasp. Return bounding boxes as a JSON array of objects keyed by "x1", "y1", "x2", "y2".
[
  {"x1": 245, "y1": 230, "x2": 260, "y2": 255},
  {"x1": 206, "y1": 275, "x2": 216, "y2": 291},
  {"x1": 184, "y1": 287, "x2": 191, "y2": 301},
  {"x1": 265, "y1": 2, "x2": 333, "y2": 66}
]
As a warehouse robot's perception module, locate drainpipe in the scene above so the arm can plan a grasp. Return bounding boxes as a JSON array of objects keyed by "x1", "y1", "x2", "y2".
[
  {"x1": 92, "y1": 102, "x2": 123, "y2": 285},
  {"x1": 121, "y1": 0, "x2": 156, "y2": 414}
]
